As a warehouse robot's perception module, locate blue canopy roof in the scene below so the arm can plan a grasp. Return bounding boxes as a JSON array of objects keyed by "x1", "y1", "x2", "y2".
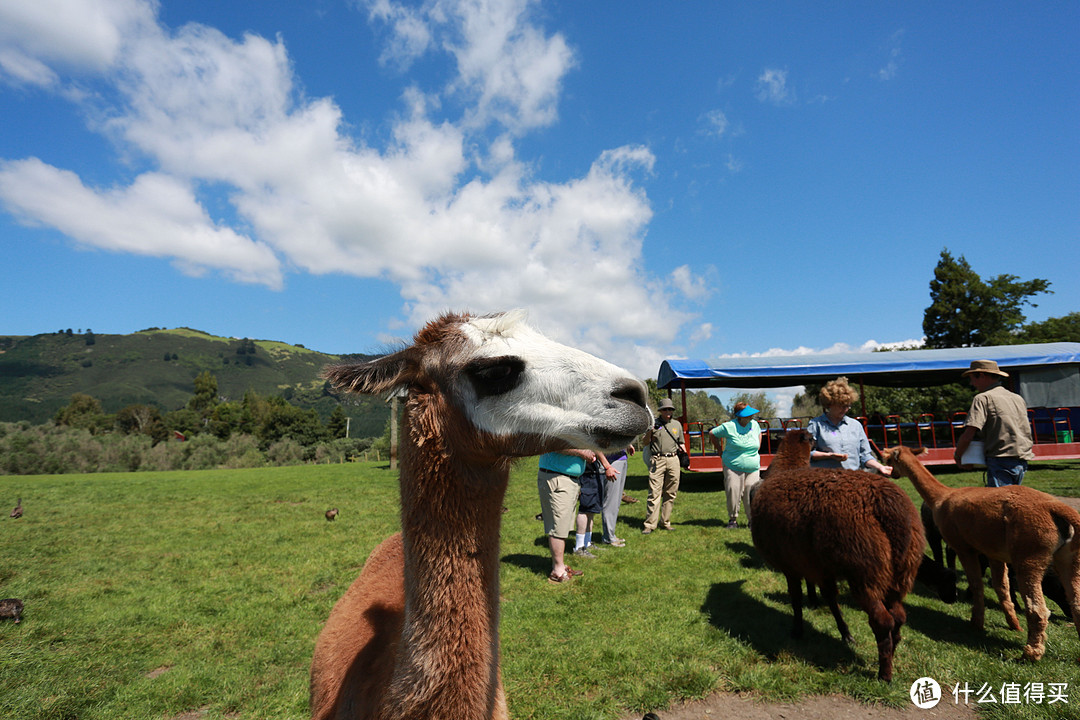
[{"x1": 657, "y1": 342, "x2": 1080, "y2": 390}]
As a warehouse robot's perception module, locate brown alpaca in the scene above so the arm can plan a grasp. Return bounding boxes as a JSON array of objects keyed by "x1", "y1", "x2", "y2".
[
  {"x1": 10, "y1": 498, "x2": 22, "y2": 519},
  {"x1": 751, "y1": 430, "x2": 924, "y2": 681},
  {"x1": 325, "y1": 508, "x2": 339, "y2": 522},
  {"x1": 309, "y1": 311, "x2": 651, "y2": 720},
  {"x1": 882, "y1": 445, "x2": 1080, "y2": 662}
]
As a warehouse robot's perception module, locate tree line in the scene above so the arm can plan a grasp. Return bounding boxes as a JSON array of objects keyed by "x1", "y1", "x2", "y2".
[{"x1": 0, "y1": 371, "x2": 389, "y2": 475}]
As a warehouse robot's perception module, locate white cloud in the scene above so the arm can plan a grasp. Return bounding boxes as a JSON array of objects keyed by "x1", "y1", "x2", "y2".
[
  {"x1": 0, "y1": 0, "x2": 155, "y2": 84},
  {"x1": 878, "y1": 29, "x2": 905, "y2": 81},
  {"x1": 669, "y1": 264, "x2": 711, "y2": 302},
  {"x1": 702, "y1": 109, "x2": 728, "y2": 137},
  {"x1": 0, "y1": 158, "x2": 282, "y2": 287},
  {"x1": 756, "y1": 67, "x2": 794, "y2": 105},
  {"x1": 0, "y1": 0, "x2": 696, "y2": 379}
]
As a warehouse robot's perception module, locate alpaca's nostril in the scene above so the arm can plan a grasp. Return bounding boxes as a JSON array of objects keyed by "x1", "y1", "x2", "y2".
[{"x1": 611, "y1": 378, "x2": 648, "y2": 409}]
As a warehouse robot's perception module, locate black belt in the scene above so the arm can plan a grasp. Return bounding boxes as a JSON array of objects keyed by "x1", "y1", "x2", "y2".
[{"x1": 659, "y1": 452, "x2": 678, "y2": 457}]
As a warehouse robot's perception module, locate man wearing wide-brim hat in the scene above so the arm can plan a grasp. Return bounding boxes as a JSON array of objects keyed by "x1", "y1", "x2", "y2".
[
  {"x1": 954, "y1": 359, "x2": 1034, "y2": 486},
  {"x1": 641, "y1": 397, "x2": 686, "y2": 533}
]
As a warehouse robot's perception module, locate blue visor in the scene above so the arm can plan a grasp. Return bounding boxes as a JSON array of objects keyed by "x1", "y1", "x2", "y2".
[{"x1": 736, "y1": 406, "x2": 759, "y2": 417}]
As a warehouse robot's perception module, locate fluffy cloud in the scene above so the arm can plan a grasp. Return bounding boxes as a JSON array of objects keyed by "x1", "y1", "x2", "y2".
[
  {"x1": 756, "y1": 67, "x2": 794, "y2": 105},
  {"x1": 0, "y1": 0, "x2": 711, "y2": 376}
]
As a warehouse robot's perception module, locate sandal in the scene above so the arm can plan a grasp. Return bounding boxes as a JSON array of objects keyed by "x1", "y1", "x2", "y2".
[{"x1": 548, "y1": 566, "x2": 584, "y2": 583}]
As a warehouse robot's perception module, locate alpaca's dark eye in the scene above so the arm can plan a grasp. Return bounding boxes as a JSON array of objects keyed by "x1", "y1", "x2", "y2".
[{"x1": 466, "y1": 357, "x2": 525, "y2": 398}]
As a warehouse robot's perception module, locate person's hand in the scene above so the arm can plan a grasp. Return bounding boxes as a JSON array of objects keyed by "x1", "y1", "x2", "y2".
[
  {"x1": 582, "y1": 450, "x2": 597, "y2": 462},
  {"x1": 605, "y1": 465, "x2": 618, "y2": 481},
  {"x1": 877, "y1": 465, "x2": 893, "y2": 476},
  {"x1": 627, "y1": 445, "x2": 635, "y2": 456}
]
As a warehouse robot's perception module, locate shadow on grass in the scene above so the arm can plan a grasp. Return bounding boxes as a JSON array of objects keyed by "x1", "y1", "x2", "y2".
[
  {"x1": 702, "y1": 579, "x2": 865, "y2": 674},
  {"x1": 502, "y1": 551, "x2": 553, "y2": 578}
]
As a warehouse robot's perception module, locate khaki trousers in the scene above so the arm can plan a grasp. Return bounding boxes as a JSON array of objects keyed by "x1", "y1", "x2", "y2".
[{"x1": 644, "y1": 454, "x2": 680, "y2": 531}]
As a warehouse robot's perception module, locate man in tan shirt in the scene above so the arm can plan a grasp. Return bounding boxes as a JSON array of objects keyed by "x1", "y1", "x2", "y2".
[
  {"x1": 641, "y1": 398, "x2": 686, "y2": 533},
  {"x1": 953, "y1": 359, "x2": 1034, "y2": 486}
]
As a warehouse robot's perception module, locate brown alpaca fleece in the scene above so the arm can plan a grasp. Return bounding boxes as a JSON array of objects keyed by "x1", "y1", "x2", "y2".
[
  {"x1": 882, "y1": 445, "x2": 1080, "y2": 663},
  {"x1": 309, "y1": 312, "x2": 651, "y2": 720},
  {"x1": 751, "y1": 430, "x2": 924, "y2": 682}
]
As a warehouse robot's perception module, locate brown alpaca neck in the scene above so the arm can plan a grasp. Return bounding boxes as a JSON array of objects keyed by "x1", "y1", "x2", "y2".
[
  {"x1": 385, "y1": 398, "x2": 509, "y2": 718},
  {"x1": 895, "y1": 454, "x2": 951, "y2": 508}
]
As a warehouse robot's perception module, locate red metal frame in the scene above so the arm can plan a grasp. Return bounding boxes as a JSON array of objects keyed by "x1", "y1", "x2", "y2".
[{"x1": 672, "y1": 381, "x2": 1080, "y2": 472}]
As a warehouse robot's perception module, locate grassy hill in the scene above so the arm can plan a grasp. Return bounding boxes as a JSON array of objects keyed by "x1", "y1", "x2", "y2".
[{"x1": 0, "y1": 329, "x2": 388, "y2": 437}]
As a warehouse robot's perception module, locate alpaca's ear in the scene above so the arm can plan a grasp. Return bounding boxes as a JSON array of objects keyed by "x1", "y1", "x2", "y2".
[
  {"x1": 324, "y1": 347, "x2": 418, "y2": 396},
  {"x1": 912, "y1": 446, "x2": 928, "y2": 456}
]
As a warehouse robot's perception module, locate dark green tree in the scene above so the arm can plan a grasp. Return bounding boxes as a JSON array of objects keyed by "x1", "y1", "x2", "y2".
[
  {"x1": 923, "y1": 249, "x2": 1051, "y2": 348},
  {"x1": 1013, "y1": 312, "x2": 1080, "y2": 344},
  {"x1": 115, "y1": 404, "x2": 169, "y2": 444},
  {"x1": 188, "y1": 371, "x2": 220, "y2": 416},
  {"x1": 54, "y1": 393, "x2": 108, "y2": 433},
  {"x1": 327, "y1": 406, "x2": 349, "y2": 439}
]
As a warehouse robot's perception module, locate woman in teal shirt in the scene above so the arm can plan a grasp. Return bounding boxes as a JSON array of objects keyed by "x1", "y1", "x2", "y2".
[{"x1": 709, "y1": 402, "x2": 762, "y2": 529}]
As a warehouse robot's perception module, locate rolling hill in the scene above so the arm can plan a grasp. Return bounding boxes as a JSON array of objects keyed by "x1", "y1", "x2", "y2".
[{"x1": 0, "y1": 328, "x2": 389, "y2": 437}]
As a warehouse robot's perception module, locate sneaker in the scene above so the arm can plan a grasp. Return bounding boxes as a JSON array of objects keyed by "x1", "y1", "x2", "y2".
[
  {"x1": 726, "y1": 520, "x2": 738, "y2": 529},
  {"x1": 661, "y1": 525, "x2": 676, "y2": 531},
  {"x1": 602, "y1": 538, "x2": 626, "y2": 547},
  {"x1": 641, "y1": 528, "x2": 653, "y2": 535},
  {"x1": 573, "y1": 548, "x2": 597, "y2": 559}
]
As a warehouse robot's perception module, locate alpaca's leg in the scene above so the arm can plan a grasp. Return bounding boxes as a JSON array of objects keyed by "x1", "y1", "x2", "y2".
[
  {"x1": 1051, "y1": 549, "x2": 1080, "y2": 647},
  {"x1": 1015, "y1": 567, "x2": 1050, "y2": 662},
  {"x1": 819, "y1": 577, "x2": 853, "y2": 645},
  {"x1": 805, "y1": 580, "x2": 819, "y2": 608},
  {"x1": 786, "y1": 574, "x2": 805, "y2": 639},
  {"x1": 989, "y1": 560, "x2": 1022, "y2": 631},
  {"x1": 886, "y1": 597, "x2": 907, "y2": 655},
  {"x1": 956, "y1": 552, "x2": 986, "y2": 629},
  {"x1": 866, "y1": 600, "x2": 897, "y2": 682}
]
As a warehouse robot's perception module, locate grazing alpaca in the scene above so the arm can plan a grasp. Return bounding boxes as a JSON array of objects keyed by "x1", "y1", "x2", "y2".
[
  {"x1": 751, "y1": 430, "x2": 924, "y2": 681},
  {"x1": 309, "y1": 311, "x2": 651, "y2": 720},
  {"x1": 882, "y1": 445, "x2": 1080, "y2": 662},
  {"x1": 10, "y1": 498, "x2": 22, "y2": 519},
  {"x1": 921, "y1": 500, "x2": 1071, "y2": 613},
  {"x1": 326, "y1": 508, "x2": 339, "y2": 522},
  {"x1": 0, "y1": 598, "x2": 23, "y2": 623}
]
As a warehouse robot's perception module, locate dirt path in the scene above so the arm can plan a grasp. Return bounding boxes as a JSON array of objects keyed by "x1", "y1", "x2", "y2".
[{"x1": 618, "y1": 691, "x2": 976, "y2": 720}]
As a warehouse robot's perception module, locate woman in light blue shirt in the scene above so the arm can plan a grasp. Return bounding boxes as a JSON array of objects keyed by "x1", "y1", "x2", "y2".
[
  {"x1": 807, "y1": 377, "x2": 892, "y2": 475},
  {"x1": 709, "y1": 402, "x2": 762, "y2": 529}
]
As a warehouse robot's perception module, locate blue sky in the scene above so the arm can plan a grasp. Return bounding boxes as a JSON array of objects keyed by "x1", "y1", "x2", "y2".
[{"x1": 1, "y1": 1, "x2": 1077, "y2": 411}]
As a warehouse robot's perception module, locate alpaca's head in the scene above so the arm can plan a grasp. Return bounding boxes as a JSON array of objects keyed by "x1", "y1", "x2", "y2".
[
  {"x1": 324, "y1": 310, "x2": 652, "y2": 456},
  {"x1": 766, "y1": 428, "x2": 813, "y2": 473},
  {"x1": 880, "y1": 446, "x2": 927, "y2": 478}
]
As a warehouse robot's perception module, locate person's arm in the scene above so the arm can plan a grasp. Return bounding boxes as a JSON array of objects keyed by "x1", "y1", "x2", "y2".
[
  {"x1": 598, "y1": 451, "x2": 618, "y2": 480},
  {"x1": 561, "y1": 448, "x2": 597, "y2": 462},
  {"x1": 857, "y1": 427, "x2": 888, "y2": 474},
  {"x1": 708, "y1": 425, "x2": 724, "y2": 453}
]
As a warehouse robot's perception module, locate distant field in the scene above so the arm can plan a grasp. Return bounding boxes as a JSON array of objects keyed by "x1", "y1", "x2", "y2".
[{"x1": 1, "y1": 458, "x2": 1078, "y2": 720}]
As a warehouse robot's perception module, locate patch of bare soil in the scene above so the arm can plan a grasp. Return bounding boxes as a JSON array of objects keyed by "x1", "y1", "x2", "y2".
[{"x1": 619, "y1": 691, "x2": 977, "y2": 720}]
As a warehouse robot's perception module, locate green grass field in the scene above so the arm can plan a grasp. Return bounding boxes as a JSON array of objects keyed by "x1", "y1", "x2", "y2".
[{"x1": 2, "y1": 457, "x2": 1079, "y2": 719}]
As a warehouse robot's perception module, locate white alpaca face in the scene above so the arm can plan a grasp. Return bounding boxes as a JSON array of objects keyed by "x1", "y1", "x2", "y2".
[{"x1": 453, "y1": 312, "x2": 651, "y2": 452}]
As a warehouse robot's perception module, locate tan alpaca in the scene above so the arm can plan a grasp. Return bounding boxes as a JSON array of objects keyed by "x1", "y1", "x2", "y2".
[
  {"x1": 310, "y1": 311, "x2": 651, "y2": 720},
  {"x1": 882, "y1": 445, "x2": 1080, "y2": 662}
]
